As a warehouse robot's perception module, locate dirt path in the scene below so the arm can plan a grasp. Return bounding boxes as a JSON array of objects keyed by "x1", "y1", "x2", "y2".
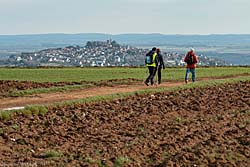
[
  {"x1": 0, "y1": 82, "x2": 183, "y2": 110},
  {"x1": 0, "y1": 75, "x2": 248, "y2": 110}
]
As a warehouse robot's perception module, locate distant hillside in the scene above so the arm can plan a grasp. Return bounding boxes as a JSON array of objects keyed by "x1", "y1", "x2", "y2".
[
  {"x1": 1, "y1": 33, "x2": 250, "y2": 51},
  {"x1": 1, "y1": 40, "x2": 227, "y2": 67}
]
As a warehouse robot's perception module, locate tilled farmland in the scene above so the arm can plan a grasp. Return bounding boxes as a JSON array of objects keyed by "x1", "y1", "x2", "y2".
[{"x1": 0, "y1": 81, "x2": 249, "y2": 167}]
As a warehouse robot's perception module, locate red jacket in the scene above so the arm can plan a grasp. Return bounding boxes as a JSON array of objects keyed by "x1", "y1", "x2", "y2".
[{"x1": 184, "y1": 51, "x2": 198, "y2": 69}]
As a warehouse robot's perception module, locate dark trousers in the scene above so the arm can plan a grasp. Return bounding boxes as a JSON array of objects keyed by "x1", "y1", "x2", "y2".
[
  {"x1": 145, "y1": 66, "x2": 156, "y2": 85},
  {"x1": 158, "y1": 66, "x2": 162, "y2": 84}
]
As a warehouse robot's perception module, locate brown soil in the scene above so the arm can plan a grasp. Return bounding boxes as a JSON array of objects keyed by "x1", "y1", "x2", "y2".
[{"x1": 0, "y1": 81, "x2": 249, "y2": 166}]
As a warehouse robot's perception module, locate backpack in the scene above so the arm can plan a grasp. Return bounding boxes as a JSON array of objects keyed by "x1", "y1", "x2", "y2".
[
  {"x1": 145, "y1": 51, "x2": 154, "y2": 65},
  {"x1": 187, "y1": 54, "x2": 194, "y2": 65}
]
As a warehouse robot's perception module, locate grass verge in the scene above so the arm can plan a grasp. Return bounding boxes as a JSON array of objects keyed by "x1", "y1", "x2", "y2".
[{"x1": 0, "y1": 106, "x2": 48, "y2": 120}]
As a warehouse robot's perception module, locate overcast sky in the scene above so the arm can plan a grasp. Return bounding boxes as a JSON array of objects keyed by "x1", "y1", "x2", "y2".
[{"x1": 0, "y1": 0, "x2": 249, "y2": 35}]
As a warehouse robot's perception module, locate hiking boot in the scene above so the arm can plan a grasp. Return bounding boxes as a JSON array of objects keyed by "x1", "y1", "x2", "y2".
[
  {"x1": 144, "y1": 81, "x2": 149, "y2": 86},
  {"x1": 185, "y1": 80, "x2": 188, "y2": 84}
]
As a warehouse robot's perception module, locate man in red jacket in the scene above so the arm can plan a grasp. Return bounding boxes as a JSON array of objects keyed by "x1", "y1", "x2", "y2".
[{"x1": 184, "y1": 48, "x2": 198, "y2": 83}]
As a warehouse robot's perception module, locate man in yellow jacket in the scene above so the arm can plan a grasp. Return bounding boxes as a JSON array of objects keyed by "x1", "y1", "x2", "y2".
[{"x1": 144, "y1": 47, "x2": 158, "y2": 86}]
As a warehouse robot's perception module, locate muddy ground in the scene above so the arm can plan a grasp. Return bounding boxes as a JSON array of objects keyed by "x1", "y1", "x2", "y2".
[{"x1": 0, "y1": 81, "x2": 249, "y2": 167}]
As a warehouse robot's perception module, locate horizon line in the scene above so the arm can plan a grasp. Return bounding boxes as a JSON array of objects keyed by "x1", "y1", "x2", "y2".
[{"x1": 1, "y1": 32, "x2": 250, "y2": 36}]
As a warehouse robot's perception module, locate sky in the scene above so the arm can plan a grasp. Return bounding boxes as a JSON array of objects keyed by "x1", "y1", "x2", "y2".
[{"x1": 0, "y1": 0, "x2": 250, "y2": 35}]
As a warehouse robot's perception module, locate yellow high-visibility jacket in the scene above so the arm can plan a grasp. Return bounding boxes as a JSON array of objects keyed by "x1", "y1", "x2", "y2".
[{"x1": 146, "y1": 52, "x2": 157, "y2": 67}]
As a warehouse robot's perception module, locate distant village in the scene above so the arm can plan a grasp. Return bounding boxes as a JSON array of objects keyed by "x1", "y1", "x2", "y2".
[{"x1": 1, "y1": 40, "x2": 227, "y2": 67}]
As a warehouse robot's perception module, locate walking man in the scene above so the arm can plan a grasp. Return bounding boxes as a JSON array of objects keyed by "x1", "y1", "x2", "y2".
[
  {"x1": 184, "y1": 48, "x2": 198, "y2": 83},
  {"x1": 144, "y1": 47, "x2": 158, "y2": 86}
]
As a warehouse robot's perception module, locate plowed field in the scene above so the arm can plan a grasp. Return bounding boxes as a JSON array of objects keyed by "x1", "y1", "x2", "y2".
[{"x1": 0, "y1": 81, "x2": 249, "y2": 166}]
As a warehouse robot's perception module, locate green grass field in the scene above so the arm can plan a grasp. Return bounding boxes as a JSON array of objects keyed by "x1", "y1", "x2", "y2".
[{"x1": 0, "y1": 67, "x2": 249, "y2": 82}]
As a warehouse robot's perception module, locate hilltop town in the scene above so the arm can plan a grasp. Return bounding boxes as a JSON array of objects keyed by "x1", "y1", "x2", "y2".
[{"x1": 1, "y1": 40, "x2": 227, "y2": 67}]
